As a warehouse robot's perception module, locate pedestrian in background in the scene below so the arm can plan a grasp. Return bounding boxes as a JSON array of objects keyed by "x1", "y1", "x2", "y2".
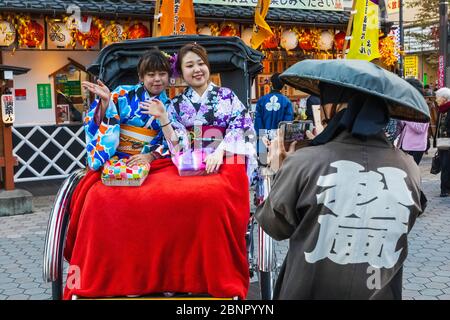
[{"x1": 435, "y1": 87, "x2": 450, "y2": 197}]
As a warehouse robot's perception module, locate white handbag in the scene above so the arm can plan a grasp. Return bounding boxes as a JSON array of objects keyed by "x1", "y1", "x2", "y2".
[{"x1": 437, "y1": 138, "x2": 450, "y2": 149}]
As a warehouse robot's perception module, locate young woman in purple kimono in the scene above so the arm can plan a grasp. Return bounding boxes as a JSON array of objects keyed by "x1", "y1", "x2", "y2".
[{"x1": 140, "y1": 43, "x2": 256, "y2": 175}]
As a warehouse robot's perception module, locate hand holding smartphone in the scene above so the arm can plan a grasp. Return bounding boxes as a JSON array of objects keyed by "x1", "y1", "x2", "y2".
[{"x1": 278, "y1": 120, "x2": 314, "y2": 151}]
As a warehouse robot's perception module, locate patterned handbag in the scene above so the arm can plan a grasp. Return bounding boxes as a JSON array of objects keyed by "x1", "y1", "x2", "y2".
[{"x1": 101, "y1": 156, "x2": 150, "y2": 186}]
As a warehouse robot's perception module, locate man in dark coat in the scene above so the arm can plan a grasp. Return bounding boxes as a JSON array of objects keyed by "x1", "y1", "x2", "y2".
[{"x1": 255, "y1": 82, "x2": 427, "y2": 300}]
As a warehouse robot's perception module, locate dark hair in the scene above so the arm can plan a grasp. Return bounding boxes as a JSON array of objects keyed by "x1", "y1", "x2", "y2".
[
  {"x1": 271, "y1": 73, "x2": 284, "y2": 90},
  {"x1": 176, "y1": 43, "x2": 210, "y2": 75},
  {"x1": 137, "y1": 47, "x2": 171, "y2": 78},
  {"x1": 405, "y1": 77, "x2": 425, "y2": 96}
]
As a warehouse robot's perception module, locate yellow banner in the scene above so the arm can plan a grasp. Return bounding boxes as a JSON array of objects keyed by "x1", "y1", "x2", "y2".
[
  {"x1": 347, "y1": 0, "x2": 380, "y2": 61},
  {"x1": 404, "y1": 55, "x2": 419, "y2": 78},
  {"x1": 250, "y1": 0, "x2": 274, "y2": 49},
  {"x1": 160, "y1": 0, "x2": 196, "y2": 36}
]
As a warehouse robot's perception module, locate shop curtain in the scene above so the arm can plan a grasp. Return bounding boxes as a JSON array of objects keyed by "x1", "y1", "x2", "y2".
[
  {"x1": 251, "y1": 0, "x2": 274, "y2": 49},
  {"x1": 160, "y1": 0, "x2": 196, "y2": 36},
  {"x1": 347, "y1": 0, "x2": 381, "y2": 61}
]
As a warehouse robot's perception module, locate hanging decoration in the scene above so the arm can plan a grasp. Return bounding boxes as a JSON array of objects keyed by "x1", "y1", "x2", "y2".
[
  {"x1": 298, "y1": 29, "x2": 320, "y2": 51},
  {"x1": 219, "y1": 22, "x2": 239, "y2": 37},
  {"x1": 197, "y1": 24, "x2": 212, "y2": 36},
  {"x1": 102, "y1": 23, "x2": 125, "y2": 45},
  {"x1": 280, "y1": 29, "x2": 298, "y2": 51},
  {"x1": 18, "y1": 19, "x2": 44, "y2": 48},
  {"x1": 47, "y1": 21, "x2": 73, "y2": 48},
  {"x1": 334, "y1": 31, "x2": 346, "y2": 51},
  {"x1": 75, "y1": 23, "x2": 100, "y2": 49},
  {"x1": 379, "y1": 35, "x2": 399, "y2": 68},
  {"x1": 318, "y1": 30, "x2": 334, "y2": 51},
  {"x1": 126, "y1": 22, "x2": 149, "y2": 39},
  {"x1": 241, "y1": 27, "x2": 253, "y2": 46},
  {"x1": 208, "y1": 23, "x2": 220, "y2": 36},
  {"x1": 0, "y1": 20, "x2": 16, "y2": 47},
  {"x1": 262, "y1": 27, "x2": 279, "y2": 49}
]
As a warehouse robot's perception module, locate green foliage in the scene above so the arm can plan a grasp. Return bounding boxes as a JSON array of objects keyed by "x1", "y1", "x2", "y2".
[{"x1": 406, "y1": 0, "x2": 439, "y2": 28}]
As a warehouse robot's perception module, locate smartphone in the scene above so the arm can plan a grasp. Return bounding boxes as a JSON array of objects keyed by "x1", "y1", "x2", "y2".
[{"x1": 278, "y1": 120, "x2": 313, "y2": 150}]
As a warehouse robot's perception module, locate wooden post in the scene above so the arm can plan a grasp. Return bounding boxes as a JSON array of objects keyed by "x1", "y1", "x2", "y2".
[
  {"x1": 343, "y1": 0, "x2": 357, "y2": 58},
  {"x1": 153, "y1": 0, "x2": 161, "y2": 37}
]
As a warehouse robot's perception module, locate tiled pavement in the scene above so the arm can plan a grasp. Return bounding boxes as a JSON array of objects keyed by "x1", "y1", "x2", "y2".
[{"x1": 0, "y1": 149, "x2": 449, "y2": 300}]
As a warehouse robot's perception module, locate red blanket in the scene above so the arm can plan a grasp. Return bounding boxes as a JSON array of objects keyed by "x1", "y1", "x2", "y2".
[{"x1": 63, "y1": 157, "x2": 250, "y2": 299}]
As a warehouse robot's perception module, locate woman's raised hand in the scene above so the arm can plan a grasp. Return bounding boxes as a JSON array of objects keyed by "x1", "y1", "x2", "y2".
[
  {"x1": 82, "y1": 80, "x2": 111, "y2": 110},
  {"x1": 139, "y1": 99, "x2": 168, "y2": 122}
]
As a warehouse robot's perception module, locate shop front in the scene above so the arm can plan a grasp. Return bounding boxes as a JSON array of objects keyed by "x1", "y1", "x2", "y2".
[{"x1": 0, "y1": 0, "x2": 394, "y2": 182}]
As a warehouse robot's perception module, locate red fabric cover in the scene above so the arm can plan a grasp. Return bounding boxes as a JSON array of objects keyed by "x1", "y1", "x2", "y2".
[{"x1": 63, "y1": 156, "x2": 250, "y2": 299}]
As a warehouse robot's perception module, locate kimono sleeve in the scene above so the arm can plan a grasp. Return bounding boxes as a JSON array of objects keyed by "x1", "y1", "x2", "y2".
[
  {"x1": 254, "y1": 155, "x2": 302, "y2": 241},
  {"x1": 84, "y1": 90, "x2": 123, "y2": 170},
  {"x1": 164, "y1": 99, "x2": 190, "y2": 153},
  {"x1": 217, "y1": 91, "x2": 257, "y2": 158},
  {"x1": 254, "y1": 98, "x2": 264, "y2": 136}
]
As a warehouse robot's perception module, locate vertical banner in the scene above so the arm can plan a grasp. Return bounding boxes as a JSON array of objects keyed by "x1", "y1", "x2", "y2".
[
  {"x1": 404, "y1": 55, "x2": 419, "y2": 78},
  {"x1": 439, "y1": 55, "x2": 445, "y2": 88},
  {"x1": 37, "y1": 84, "x2": 52, "y2": 109},
  {"x1": 250, "y1": 0, "x2": 274, "y2": 49},
  {"x1": 160, "y1": 0, "x2": 196, "y2": 36},
  {"x1": 1, "y1": 94, "x2": 15, "y2": 124},
  {"x1": 347, "y1": 0, "x2": 381, "y2": 61}
]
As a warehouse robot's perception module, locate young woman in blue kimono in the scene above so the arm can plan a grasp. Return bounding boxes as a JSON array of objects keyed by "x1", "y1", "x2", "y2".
[{"x1": 81, "y1": 47, "x2": 171, "y2": 170}]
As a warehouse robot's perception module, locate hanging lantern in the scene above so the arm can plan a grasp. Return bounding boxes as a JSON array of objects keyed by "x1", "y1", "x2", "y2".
[
  {"x1": 379, "y1": 35, "x2": 398, "y2": 67},
  {"x1": 334, "y1": 31, "x2": 346, "y2": 51},
  {"x1": 0, "y1": 21, "x2": 16, "y2": 47},
  {"x1": 18, "y1": 20, "x2": 44, "y2": 48},
  {"x1": 127, "y1": 22, "x2": 149, "y2": 39},
  {"x1": 219, "y1": 23, "x2": 239, "y2": 37},
  {"x1": 318, "y1": 31, "x2": 334, "y2": 51},
  {"x1": 280, "y1": 29, "x2": 298, "y2": 51},
  {"x1": 75, "y1": 24, "x2": 100, "y2": 49},
  {"x1": 103, "y1": 23, "x2": 125, "y2": 45},
  {"x1": 298, "y1": 30, "x2": 315, "y2": 51},
  {"x1": 262, "y1": 30, "x2": 279, "y2": 50},
  {"x1": 241, "y1": 28, "x2": 253, "y2": 46},
  {"x1": 48, "y1": 22, "x2": 73, "y2": 48},
  {"x1": 197, "y1": 24, "x2": 212, "y2": 36}
]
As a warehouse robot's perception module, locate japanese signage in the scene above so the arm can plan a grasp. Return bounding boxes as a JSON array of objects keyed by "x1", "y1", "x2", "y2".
[
  {"x1": 439, "y1": 55, "x2": 445, "y2": 88},
  {"x1": 37, "y1": 83, "x2": 52, "y2": 109},
  {"x1": 387, "y1": 0, "x2": 400, "y2": 14},
  {"x1": 1, "y1": 94, "x2": 15, "y2": 124},
  {"x1": 404, "y1": 55, "x2": 419, "y2": 78},
  {"x1": 193, "y1": 0, "x2": 349, "y2": 11}
]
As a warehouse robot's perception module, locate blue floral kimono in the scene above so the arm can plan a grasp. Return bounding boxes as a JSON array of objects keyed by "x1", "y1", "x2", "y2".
[
  {"x1": 84, "y1": 83, "x2": 169, "y2": 170},
  {"x1": 167, "y1": 82, "x2": 257, "y2": 177}
]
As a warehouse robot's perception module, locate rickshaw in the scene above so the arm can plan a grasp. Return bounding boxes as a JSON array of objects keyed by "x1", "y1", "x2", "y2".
[{"x1": 43, "y1": 35, "x2": 279, "y2": 300}]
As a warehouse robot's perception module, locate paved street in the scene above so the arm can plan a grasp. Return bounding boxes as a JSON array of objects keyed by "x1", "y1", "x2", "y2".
[{"x1": 1, "y1": 149, "x2": 450, "y2": 300}]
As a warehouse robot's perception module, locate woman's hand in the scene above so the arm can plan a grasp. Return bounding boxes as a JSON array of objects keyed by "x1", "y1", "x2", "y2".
[
  {"x1": 267, "y1": 130, "x2": 297, "y2": 172},
  {"x1": 82, "y1": 80, "x2": 111, "y2": 111},
  {"x1": 139, "y1": 99, "x2": 169, "y2": 123},
  {"x1": 205, "y1": 149, "x2": 225, "y2": 174},
  {"x1": 126, "y1": 153, "x2": 155, "y2": 167}
]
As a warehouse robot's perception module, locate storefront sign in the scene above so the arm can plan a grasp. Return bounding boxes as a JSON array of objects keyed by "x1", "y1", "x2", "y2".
[
  {"x1": 1, "y1": 94, "x2": 15, "y2": 124},
  {"x1": 37, "y1": 84, "x2": 52, "y2": 109},
  {"x1": 15, "y1": 89, "x2": 27, "y2": 101},
  {"x1": 404, "y1": 55, "x2": 419, "y2": 78},
  {"x1": 439, "y1": 55, "x2": 445, "y2": 88},
  {"x1": 193, "y1": 0, "x2": 348, "y2": 10},
  {"x1": 387, "y1": 0, "x2": 400, "y2": 14}
]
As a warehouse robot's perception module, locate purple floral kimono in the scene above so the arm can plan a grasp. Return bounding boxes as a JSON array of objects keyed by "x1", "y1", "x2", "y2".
[{"x1": 167, "y1": 82, "x2": 257, "y2": 177}]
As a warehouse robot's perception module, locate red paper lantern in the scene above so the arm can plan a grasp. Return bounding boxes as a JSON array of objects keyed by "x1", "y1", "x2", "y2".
[
  {"x1": 262, "y1": 33, "x2": 279, "y2": 49},
  {"x1": 75, "y1": 24, "x2": 100, "y2": 48},
  {"x1": 19, "y1": 20, "x2": 44, "y2": 48},
  {"x1": 299, "y1": 30, "x2": 314, "y2": 51},
  {"x1": 334, "y1": 31, "x2": 347, "y2": 51},
  {"x1": 219, "y1": 25, "x2": 238, "y2": 37},
  {"x1": 127, "y1": 23, "x2": 149, "y2": 39}
]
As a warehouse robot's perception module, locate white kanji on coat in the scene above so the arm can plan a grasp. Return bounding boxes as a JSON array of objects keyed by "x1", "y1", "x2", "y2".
[
  {"x1": 265, "y1": 95, "x2": 281, "y2": 111},
  {"x1": 305, "y1": 160, "x2": 414, "y2": 269}
]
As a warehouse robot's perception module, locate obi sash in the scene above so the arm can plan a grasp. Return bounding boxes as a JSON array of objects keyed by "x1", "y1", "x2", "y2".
[{"x1": 117, "y1": 124, "x2": 159, "y2": 155}]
